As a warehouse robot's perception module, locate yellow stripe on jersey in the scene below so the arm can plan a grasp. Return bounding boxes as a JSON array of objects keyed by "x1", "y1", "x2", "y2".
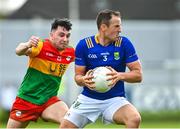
[
  {"x1": 95, "y1": 34, "x2": 99, "y2": 43},
  {"x1": 29, "y1": 40, "x2": 43, "y2": 57},
  {"x1": 28, "y1": 58, "x2": 69, "y2": 77},
  {"x1": 115, "y1": 37, "x2": 122, "y2": 47},
  {"x1": 85, "y1": 38, "x2": 94, "y2": 48}
]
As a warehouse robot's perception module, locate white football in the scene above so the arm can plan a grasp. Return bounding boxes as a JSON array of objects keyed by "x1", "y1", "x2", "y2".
[{"x1": 92, "y1": 67, "x2": 112, "y2": 93}]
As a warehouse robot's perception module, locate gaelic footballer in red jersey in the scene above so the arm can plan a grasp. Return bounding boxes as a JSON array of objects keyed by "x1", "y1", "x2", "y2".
[{"x1": 7, "y1": 18, "x2": 75, "y2": 128}]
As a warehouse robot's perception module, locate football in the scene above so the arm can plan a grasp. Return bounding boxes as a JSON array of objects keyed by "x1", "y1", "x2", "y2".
[{"x1": 92, "y1": 66, "x2": 112, "y2": 93}]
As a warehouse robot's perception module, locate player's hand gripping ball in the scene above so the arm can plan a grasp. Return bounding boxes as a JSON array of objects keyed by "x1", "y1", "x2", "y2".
[{"x1": 92, "y1": 66, "x2": 112, "y2": 93}]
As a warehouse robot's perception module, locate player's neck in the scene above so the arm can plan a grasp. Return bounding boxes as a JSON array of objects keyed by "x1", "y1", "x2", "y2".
[
  {"x1": 48, "y1": 38, "x2": 65, "y2": 51},
  {"x1": 97, "y1": 34, "x2": 111, "y2": 46}
]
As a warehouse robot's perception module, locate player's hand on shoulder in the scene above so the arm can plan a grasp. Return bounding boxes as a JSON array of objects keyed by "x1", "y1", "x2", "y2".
[
  {"x1": 28, "y1": 35, "x2": 40, "y2": 48},
  {"x1": 83, "y1": 70, "x2": 95, "y2": 90}
]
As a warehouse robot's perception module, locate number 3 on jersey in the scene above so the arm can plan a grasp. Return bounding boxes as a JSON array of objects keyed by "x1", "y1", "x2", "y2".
[{"x1": 103, "y1": 55, "x2": 107, "y2": 61}]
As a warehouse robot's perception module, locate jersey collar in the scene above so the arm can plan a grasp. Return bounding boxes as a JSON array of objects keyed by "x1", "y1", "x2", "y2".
[
  {"x1": 95, "y1": 34, "x2": 116, "y2": 45},
  {"x1": 95, "y1": 34, "x2": 100, "y2": 44}
]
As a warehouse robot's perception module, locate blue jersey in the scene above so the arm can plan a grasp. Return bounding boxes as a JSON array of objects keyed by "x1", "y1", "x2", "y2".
[{"x1": 75, "y1": 35, "x2": 139, "y2": 100}]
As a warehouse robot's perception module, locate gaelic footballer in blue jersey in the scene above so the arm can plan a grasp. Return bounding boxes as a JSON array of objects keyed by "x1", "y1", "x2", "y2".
[{"x1": 61, "y1": 9, "x2": 143, "y2": 129}]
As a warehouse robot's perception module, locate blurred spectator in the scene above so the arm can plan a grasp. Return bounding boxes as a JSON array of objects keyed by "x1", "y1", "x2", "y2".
[
  {"x1": 0, "y1": 81, "x2": 17, "y2": 122},
  {"x1": 1, "y1": 82, "x2": 17, "y2": 110}
]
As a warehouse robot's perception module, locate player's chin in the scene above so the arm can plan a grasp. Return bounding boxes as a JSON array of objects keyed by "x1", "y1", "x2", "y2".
[
  {"x1": 61, "y1": 44, "x2": 68, "y2": 49},
  {"x1": 111, "y1": 35, "x2": 119, "y2": 41},
  {"x1": 112, "y1": 37, "x2": 118, "y2": 42}
]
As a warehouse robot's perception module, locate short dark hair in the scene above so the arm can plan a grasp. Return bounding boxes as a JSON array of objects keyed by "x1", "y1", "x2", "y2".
[
  {"x1": 96, "y1": 9, "x2": 121, "y2": 30},
  {"x1": 51, "y1": 18, "x2": 72, "y2": 31}
]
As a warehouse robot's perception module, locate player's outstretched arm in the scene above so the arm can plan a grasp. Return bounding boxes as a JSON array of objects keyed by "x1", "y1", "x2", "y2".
[
  {"x1": 15, "y1": 42, "x2": 32, "y2": 56},
  {"x1": 15, "y1": 36, "x2": 39, "y2": 56}
]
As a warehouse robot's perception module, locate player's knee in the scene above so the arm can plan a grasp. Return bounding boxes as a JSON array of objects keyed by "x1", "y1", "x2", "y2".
[
  {"x1": 126, "y1": 113, "x2": 141, "y2": 128},
  {"x1": 60, "y1": 119, "x2": 68, "y2": 128},
  {"x1": 60, "y1": 119, "x2": 78, "y2": 128}
]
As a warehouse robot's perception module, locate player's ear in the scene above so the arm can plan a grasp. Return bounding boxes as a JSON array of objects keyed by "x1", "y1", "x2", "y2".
[
  {"x1": 50, "y1": 32, "x2": 53, "y2": 37},
  {"x1": 50, "y1": 29, "x2": 55, "y2": 37},
  {"x1": 100, "y1": 24, "x2": 107, "y2": 31}
]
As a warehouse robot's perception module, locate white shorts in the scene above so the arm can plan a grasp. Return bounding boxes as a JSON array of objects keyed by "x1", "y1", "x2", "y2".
[{"x1": 64, "y1": 94, "x2": 130, "y2": 128}]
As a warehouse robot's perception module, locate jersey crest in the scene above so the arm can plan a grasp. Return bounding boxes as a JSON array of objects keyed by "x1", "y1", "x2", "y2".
[{"x1": 114, "y1": 52, "x2": 120, "y2": 60}]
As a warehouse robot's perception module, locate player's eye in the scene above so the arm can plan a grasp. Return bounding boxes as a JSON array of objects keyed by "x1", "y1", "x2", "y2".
[
  {"x1": 59, "y1": 33, "x2": 65, "y2": 37},
  {"x1": 66, "y1": 33, "x2": 71, "y2": 38}
]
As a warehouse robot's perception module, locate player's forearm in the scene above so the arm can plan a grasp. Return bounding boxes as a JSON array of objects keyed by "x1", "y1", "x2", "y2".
[
  {"x1": 119, "y1": 70, "x2": 142, "y2": 83},
  {"x1": 15, "y1": 42, "x2": 31, "y2": 56},
  {"x1": 74, "y1": 74, "x2": 85, "y2": 87}
]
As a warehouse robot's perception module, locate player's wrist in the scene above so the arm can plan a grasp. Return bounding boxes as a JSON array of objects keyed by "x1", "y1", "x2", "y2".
[
  {"x1": 118, "y1": 72, "x2": 125, "y2": 81},
  {"x1": 25, "y1": 42, "x2": 32, "y2": 49}
]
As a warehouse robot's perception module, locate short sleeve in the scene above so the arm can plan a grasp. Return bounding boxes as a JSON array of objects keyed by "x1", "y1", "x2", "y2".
[
  {"x1": 29, "y1": 40, "x2": 43, "y2": 57},
  {"x1": 123, "y1": 37, "x2": 139, "y2": 63},
  {"x1": 75, "y1": 40, "x2": 87, "y2": 66}
]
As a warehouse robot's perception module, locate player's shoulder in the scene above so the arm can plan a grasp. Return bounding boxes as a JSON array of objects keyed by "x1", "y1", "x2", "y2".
[
  {"x1": 119, "y1": 36, "x2": 128, "y2": 42},
  {"x1": 66, "y1": 45, "x2": 74, "y2": 49},
  {"x1": 66, "y1": 45, "x2": 75, "y2": 51},
  {"x1": 40, "y1": 38, "x2": 49, "y2": 46},
  {"x1": 80, "y1": 35, "x2": 95, "y2": 42},
  {"x1": 77, "y1": 35, "x2": 95, "y2": 47},
  {"x1": 120, "y1": 36, "x2": 133, "y2": 45}
]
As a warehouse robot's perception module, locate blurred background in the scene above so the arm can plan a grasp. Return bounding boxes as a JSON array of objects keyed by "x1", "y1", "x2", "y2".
[{"x1": 0, "y1": 0, "x2": 180, "y2": 127}]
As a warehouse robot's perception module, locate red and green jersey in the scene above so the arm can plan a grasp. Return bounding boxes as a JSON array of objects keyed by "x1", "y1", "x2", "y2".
[{"x1": 17, "y1": 39, "x2": 75, "y2": 105}]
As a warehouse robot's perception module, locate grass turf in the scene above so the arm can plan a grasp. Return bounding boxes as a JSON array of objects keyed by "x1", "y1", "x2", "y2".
[
  {"x1": 0, "y1": 119, "x2": 180, "y2": 128},
  {"x1": 1, "y1": 110, "x2": 180, "y2": 128}
]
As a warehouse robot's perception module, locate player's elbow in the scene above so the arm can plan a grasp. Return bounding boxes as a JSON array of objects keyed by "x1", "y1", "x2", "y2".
[
  {"x1": 74, "y1": 75, "x2": 84, "y2": 87},
  {"x1": 15, "y1": 48, "x2": 21, "y2": 56},
  {"x1": 15, "y1": 48, "x2": 23, "y2": 56},
  {"x1": 15, "y1": 43, "x2": 28, "y2": 56},
  {"x1": 137, "y1": 76, "x2": 142, "y2": 83},
  {"x1": 137, "y1": 71, "x2": 143, "y2": 83}
]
